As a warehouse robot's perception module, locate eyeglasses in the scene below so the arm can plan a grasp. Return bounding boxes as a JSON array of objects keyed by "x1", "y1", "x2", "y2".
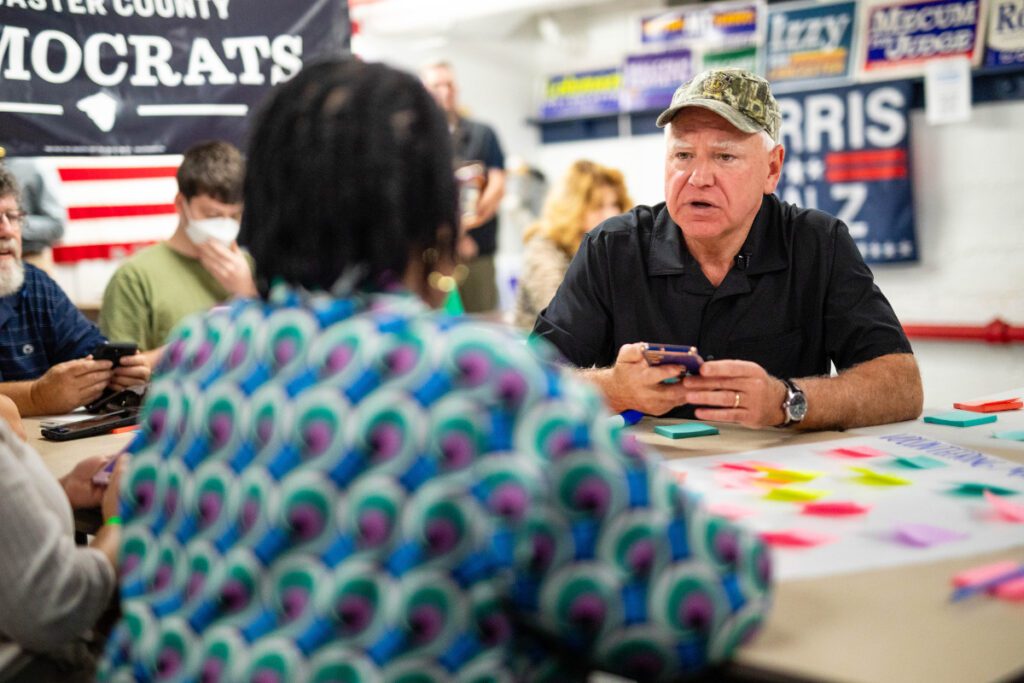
[{"x1": 1, "y1": 211, "x2": 26, "y2": 227}]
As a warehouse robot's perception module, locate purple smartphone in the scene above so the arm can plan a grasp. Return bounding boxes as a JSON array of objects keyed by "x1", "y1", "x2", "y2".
[
  {"x1": 91, "y1": 451, "x2": 124, "y2": 486},
  {"x1": 641, "y1": 342, "x2": 704, "y2": 375}
]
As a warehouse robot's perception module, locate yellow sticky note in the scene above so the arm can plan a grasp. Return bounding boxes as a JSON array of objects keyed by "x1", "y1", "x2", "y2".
[
  {"x1": 849, "y1": 466, "x2": 911, "y2": 486},
  {"x1": 756, "y1": 466, "x2": 822, "y2": 483},
  {"x1": 765, "y1": 486, "x2": 829, "y2": 502}
]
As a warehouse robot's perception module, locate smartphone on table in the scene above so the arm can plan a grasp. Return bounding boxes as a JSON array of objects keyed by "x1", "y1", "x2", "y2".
[
  {"x1": 641, "y1": 342, "x2": 704, "y2": 375},
  {"x1": 41, "y1": 409, "x2": 138, "y2": 442}
]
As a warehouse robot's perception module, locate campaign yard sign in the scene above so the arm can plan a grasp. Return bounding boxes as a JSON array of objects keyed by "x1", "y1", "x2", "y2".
[
  {"x1": 859, "y1": 0, "x2": 987, "y2": 79},
  {"x1": 540, "y1": 67, "x2": 622, "y2": 121},
  {"x1": 640, "y1": 1, "x2": 763, "y2": 49},
  {"x1": 775, "y1": 81, "x2": 918, "y2": 264},
  {"x1": 0, "y1": 0, "x2": 348, "y2": 155},
  {"x1": 620, "y1": 50, "x2": 694, "y2": 113},
  {"x1": 985, "y1": 0, "x2": 1024, "y2": 66},
  {"x1": 765, "y1": 0, "x2": 858, "y2": 87}
]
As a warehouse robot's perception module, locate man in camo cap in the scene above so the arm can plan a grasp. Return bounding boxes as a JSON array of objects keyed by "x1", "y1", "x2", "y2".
[{"x1": 535, "y1": 67, "x2": 923, "y2": 432}]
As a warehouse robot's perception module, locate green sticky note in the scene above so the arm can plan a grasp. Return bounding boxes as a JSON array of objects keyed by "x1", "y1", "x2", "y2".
[
  {"x1": 849, "y1": 466, "x2": 911, "y2": 486},
  {"x1": 923, "y1": 410, "x2": 997, "y2": 427},
  {"x1": 654, "y1": 422, "x2": 719, "y2": 439},
  {"x1": 894, "y1": 455, "x2": 947, "y2": 470},
  {"x1": 764, "y1": 486, "x2": 829, "y2": 502},
  {"x1": 950, "y1": 482, "x2": 1019, "y2": 497},
  {"x1": 993, "y1": 430, "x2": 1024, "y2": 442}
]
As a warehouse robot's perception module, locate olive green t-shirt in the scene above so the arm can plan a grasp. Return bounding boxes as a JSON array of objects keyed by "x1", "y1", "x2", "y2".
[{"x1": 99, "y1": 243, "x2": 239, "y2": 350}]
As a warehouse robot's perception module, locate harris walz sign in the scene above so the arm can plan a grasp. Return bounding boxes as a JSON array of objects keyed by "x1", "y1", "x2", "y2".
[
  {"x1": 0, "y1": 0, "x2": 348, "y2": 155},
  {"x1": 775, "y1": 80, "x2": 917, "y2": 263}
]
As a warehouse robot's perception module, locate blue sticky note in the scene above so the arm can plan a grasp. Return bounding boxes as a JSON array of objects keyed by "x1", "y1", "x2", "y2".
[
  {"x1": 923, "y1": 410, "x2": 997, "y2": 427},
  {"x1": 654, "y1": 422, "x2": 719, "y2": 439},
  {"x1": 894, "y1": 455, "x2": 947, "y2": 469},
  {"x1": 993, "y1": 430, "x2": 1024, "y2": 442}
]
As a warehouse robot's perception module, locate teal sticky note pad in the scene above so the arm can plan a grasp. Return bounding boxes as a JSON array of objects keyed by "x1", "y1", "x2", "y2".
[
  {"x1": 923, "y1": 410, "x2": 997, "y2": 427},
  {"x1": 894, "y1": 455, "x2": 947, "y2": 469},
  {"x1": 993, "y1": 430, "x2": 1024, "y2": 442},
  {"x1": 655, "y1": 422, "x2": 719, "y2": 439},
  {"x1": 950, "y1": 482, "x2": 1019, "y2": 497}
]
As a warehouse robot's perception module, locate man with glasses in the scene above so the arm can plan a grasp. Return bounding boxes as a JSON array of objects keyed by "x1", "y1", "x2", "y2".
[{"x1": 0, "y1": 165, "x2": 151, "y2": 415}]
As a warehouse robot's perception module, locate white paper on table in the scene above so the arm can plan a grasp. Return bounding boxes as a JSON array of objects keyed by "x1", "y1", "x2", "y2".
[{"x1": 662, "y1": 432, "x2": 1024, "y2": 580}]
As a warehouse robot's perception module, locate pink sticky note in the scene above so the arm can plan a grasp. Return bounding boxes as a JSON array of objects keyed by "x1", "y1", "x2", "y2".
[
  {"x1": 707, "y1": 501, "x2": 755, "y2": 521},
  {"x1": 993, "y1": 577, "x2": 1024, "y2": 601},
  {"x1": 717, "y1": 460, "x2": 781, "y2": 473},
  {"x1": 952, "y1": 560, "x2": 1021, "y2": 588},
  {"x1": 826, "y1": 446, "x2": 888, "y2": 459},
  {"x1": 760, "y1": 530, "x2": 835, "y2": 548},
  {"x1": 894, "y1": 523, "x2": 967, "y2": 548},
  {"x1": 713, "y1": 470, "x2": 762, "y2": 490},
  {"x1": 985, "y1": 490, "x2": 1024, "y2": 523},
  {"x1": 802, "y1": 501, "x2": 870, "y2": 517}
]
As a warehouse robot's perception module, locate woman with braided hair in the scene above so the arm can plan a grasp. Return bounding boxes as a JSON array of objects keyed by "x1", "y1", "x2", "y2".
[{"x1": 100, "y1": 58, "x2": 772, "y2": 682}]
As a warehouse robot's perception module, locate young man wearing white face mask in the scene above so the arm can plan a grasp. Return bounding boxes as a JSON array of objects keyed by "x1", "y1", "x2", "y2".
[{"x1": 100, "y1": 141, "x2": 257, "y2": 350}]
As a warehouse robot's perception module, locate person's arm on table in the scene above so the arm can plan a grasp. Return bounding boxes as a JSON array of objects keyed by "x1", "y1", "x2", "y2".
[
  {"x1": 683, "y1": 353, "x2": 923, "y2": 430},
  {"x1": 0, "y1": 358, "x2": 114, "y2": 416}
]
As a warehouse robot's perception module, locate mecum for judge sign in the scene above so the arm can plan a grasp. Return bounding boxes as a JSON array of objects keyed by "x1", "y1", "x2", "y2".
[{"x1": 0, "y1": 0, "x2": 348, "y2": 155}]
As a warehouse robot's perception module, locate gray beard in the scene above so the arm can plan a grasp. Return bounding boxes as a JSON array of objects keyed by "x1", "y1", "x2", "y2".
[{"x1": 0, "y1": 260, "x2": 25, "y2": 297}]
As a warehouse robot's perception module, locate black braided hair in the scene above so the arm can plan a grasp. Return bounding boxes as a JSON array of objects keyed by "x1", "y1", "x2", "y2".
[{"x1": 240, "y1": 58, "x2": 459, "y2": 295}]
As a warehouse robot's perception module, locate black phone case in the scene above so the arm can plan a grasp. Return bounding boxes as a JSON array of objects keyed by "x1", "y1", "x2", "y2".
[{"x1": 41, "y1": 410, "x2": 138, "y2": 441}]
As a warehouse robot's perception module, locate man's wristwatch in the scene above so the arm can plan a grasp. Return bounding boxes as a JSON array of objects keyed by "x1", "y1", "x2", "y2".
[{"x1": 780, "y1": 378, "x2": 807, "y2": 427}]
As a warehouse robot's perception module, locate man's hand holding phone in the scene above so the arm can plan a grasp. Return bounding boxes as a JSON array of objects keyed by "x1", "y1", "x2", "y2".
[
  {"x1": 93, "y1": 341, "x2": 152, "y2": 391},
  {"x1": 583, "y1": 343, "x2": 693, "y2": 415}
]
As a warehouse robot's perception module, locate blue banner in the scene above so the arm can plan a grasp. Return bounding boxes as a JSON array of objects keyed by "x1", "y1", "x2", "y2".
[
  {"x1": 539, "y1": 67, "x2": 622, "y2": 120},
  {"x1": 620, "y1": 50, "x2": 693, "y2": 112},
  {"x1": 985, "y1": 0, "x2": 1024, "y2": 66},
  {"x1": 860, "y1": 0, "x2": 984, "y2": 78},
  {"x1": 765, "y1": 0, "x2": 857, "y2": 85},
  {"x1": 0, "y1": 0, "x2": 348, "y2": 155},
  {"x1": 775, "y1": 81, "x2": 917, "y2": 263}
]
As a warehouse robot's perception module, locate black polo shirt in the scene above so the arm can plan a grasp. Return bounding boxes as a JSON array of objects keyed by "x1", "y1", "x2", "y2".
[{"x1": 533, "y1": 194, "x2": 912, "y2": 390}]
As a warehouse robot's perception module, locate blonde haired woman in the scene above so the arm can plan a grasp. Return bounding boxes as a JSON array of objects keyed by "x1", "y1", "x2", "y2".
[{"x1": 514, "y1": 160, "x2": 632, "y2": 328}]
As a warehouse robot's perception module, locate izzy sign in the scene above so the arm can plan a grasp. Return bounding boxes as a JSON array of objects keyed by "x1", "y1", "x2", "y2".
[
  {"x1": 775, "y1": 81, "x2": 917, "y2": 263},
  {"x1": 765, "y1": 0, "x2": 857, "y2": 85},
  {"x1": 0, "y1": 0, "x2": 348, "y2": 155},
  {"x1": 860, "y1": 0, "x2": 986, "y2": 78}
]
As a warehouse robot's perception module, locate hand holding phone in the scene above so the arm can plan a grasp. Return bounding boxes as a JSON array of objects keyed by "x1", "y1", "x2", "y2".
[
  {"x1": 91, "y1": 341, "x2": 139, "y2": 367},
  {"x1": 641, "y1": 342, "x2": 704, "y2": 375}
]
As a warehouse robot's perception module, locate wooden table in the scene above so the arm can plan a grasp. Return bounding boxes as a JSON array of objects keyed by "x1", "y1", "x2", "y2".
[
  {"x1": 637, "y1": 389, "x2": 1024, "y2": 683},
  {"x1": 25, "y1": 394, "x2": 1024, "y2": 683}
]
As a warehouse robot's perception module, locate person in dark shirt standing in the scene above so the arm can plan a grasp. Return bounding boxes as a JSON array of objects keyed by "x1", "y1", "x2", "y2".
[
  {"x1": 534, "y1": 68, "x2": 923, "y2": 431},
  {"x1": 421, "y1": 61, "x2": 506, "y2": 314}
]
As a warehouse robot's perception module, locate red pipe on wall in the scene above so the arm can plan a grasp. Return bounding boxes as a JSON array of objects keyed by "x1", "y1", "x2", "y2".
[{"x1": 902, "y1": 319, "x2": 1024, "y2": 343}]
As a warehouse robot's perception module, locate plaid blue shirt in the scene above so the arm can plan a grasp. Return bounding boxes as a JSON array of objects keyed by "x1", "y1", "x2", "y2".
[{"x1": 0, "y1": 264, "x2": 105, "y2": 381}]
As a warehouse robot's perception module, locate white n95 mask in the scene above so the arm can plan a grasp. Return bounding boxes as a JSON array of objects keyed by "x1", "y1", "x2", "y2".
[{"x1": 186, "y1": 215, "x2": 240, "y2": 246}]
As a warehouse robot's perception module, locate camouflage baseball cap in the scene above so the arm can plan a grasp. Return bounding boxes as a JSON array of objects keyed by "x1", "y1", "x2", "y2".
[{"x1": 656, "y1": 68, "x2": 780, "y2": 142}]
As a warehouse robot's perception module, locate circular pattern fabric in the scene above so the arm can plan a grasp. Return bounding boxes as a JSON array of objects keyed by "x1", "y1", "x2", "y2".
[{"x1": 100, "y1": 287, "x2": 771, "y2": 681}]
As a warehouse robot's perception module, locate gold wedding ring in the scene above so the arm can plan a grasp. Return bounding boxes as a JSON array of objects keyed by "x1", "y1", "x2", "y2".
[{"x1": 733, "y1": 392, "x2": 741, "y2": 409}]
